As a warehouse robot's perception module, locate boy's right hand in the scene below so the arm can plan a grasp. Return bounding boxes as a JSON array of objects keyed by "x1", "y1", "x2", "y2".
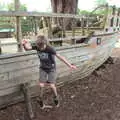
[{"x1": 22, "y1": 39, "x2": 28, "y2": 45}]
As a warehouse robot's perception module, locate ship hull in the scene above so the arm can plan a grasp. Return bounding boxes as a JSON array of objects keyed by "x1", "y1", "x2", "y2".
[{"x1": 0, "y1": 32, "x2": 119, "y2": 108}]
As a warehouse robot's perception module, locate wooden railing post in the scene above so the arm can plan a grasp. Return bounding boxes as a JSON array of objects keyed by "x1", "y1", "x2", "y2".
[
  {"x1": 62, "y1": 18, "x2": 66, "y2": 38},
  {"x1": 21, "y1": 83, "x2": 34, "y2": 120},
  {"x1": 72, "y1": 18, "x2": 76, "y2": 44},
  {"x1": 81, "y1": 17, "x2": 85, "y2": 36},
  {"x1": 14, "y1": 0, "x2": 23, "y2": 52},
  {"x1": 0, "y1": 40, "x2": 2, "y2": 54},
  {"x1": 47, "y1": 17, "x2": 52, "y2": 38},
  {"x1": 34, "y1": 17, "x2": 38, "y2": 35}
]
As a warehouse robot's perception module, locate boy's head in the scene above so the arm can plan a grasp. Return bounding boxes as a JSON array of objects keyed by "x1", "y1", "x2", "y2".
[{"x1": 36, "y1": 35, "x2": 47, "y2": 50}]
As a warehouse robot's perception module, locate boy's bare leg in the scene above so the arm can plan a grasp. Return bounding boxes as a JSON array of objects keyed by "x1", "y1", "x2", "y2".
[
  {"x1": 38, "y1": 83, "x2": 45, "y2": 109},
  {"x1": 50, "y1": 83, "x2": 59, "y2": 107},
  {"x1": 50, "y1": 83, "x2": 58, "y2": 97},
  {"x1": 39, "y1": 83, "x2": 45, "y2": 99}
]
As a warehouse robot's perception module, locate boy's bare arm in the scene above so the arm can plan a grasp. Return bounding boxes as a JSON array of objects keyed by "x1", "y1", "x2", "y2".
[
  {"x1": 56, "y1": 54, "x2": 77, "y2": 69},
  {"x1": 22, "y1": 40, "x2": 32, "y2": 51}
]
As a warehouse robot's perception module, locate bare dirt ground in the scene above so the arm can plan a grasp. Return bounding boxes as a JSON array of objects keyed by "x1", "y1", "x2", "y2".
[{"x1": 1, "y1": 48, "x2": 120, "y2": 120}]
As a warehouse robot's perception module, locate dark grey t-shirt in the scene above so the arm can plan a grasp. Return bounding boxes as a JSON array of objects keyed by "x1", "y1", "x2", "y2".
[{"x1": 32, "y1": 43, "x2": 56, "y2": 72}]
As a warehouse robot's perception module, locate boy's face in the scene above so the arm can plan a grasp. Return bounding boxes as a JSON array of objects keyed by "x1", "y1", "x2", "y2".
[{"x1": 36, "y1": 38, "x2": 46, "y2": 50}]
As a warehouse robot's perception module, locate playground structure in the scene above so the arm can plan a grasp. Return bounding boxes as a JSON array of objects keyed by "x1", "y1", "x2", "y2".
[{"x1": 0, "y1": 1, "x2": 120, "y2": 119}]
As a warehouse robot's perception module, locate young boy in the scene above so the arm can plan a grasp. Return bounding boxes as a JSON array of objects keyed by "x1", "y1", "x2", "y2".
[{"x1": 22, "y1": 35, "x2": 76, "y2": 109}]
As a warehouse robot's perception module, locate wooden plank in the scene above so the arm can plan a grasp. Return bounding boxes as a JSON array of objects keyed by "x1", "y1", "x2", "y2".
[
  {"x1": 0, "y1": 40, "x2": 1, "y2": 54},
  {"x1": 0, "y1": 73, "x2": 38, "y2": 90},
  {"x1": 0, "y1": 53, "x2": 110, "y2": 107},
  {"x1": 0, "y1": 57, "x2": 103, "y2": 93},
  {"x1": 47, "y1": 17, "x2": 52, "y2": 38},
  {"x1": 0, "y1": 85, "x2": 40, "y2": 108},
  {"x1": 0, "y1": 69, "x2": 93, "y2": 108},
  {"x1": 21, "y1": 83, "x2": 34, "y2": 119},
  {"x1": 0, "y1": 72, "x2": 9, "y2": 81},
  {"x1": 0, "y1": 59, "x2": 39, "y2": 74},
  {"x1": 0, "y1": 33, "x2": 116, "y2": 59},
  {"x1": 0, "y1": 36, "x2": 88, "y2": 47},
  {"x1": 0, "y1": 43, "x2": 88, "y2": 59},
  {"x1": 0, "y1": 48, "x2": 95, "y2": 74},
  {"x1": 0, "y1": 44, "x2": 111, "y2": 80},
  {"x1": 0, "y1": 80, "x2": 39, "y2": 96},
  {"x1": 0, "y1": 86, "x2": 20, "y2": 96},
  {"x1": 0, "y1": 54, "x2": 38, "y2": 65},
  {"x1": 0, "y1": 34, "x2": 115, "y2": 108},
  {"x1": 8, "y1": 67, "x2": 39, "y2": 80},
  {"x1": 0, "y1": 59, "x2": 86, "y2": 82},
  {"x1": 0, "y1": 11, "x2": 89, "y2": 19},
  {"x1": 15, "y1": 0, "x2": 22, "y2": 52}
]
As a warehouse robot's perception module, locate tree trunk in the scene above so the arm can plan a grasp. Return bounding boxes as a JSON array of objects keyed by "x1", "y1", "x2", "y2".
[{"x1": 51, "y1": 0, "x2": 78, "y2": 30}]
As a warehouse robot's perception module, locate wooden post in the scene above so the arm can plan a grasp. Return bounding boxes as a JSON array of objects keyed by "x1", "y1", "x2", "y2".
[
  {"x1": 71, "y1": 18, "x2": 76, "y2": 44},
  {"x1": 62, "y1": 18, "x2": 66, "y2": 38},
  {"x1": 72, "y1": 19, "x2": 75, "y2": 37},
  {"x1": 14, "y1": 0, "x2": 22, "y2": 52},
  {"x1": 21, "y1": 83, "x2": 34, "y2": 119},
  {"x1": 0, "y1": 40, "x2": 2, "y2": 54},
  {"x1": 47, "y1": 17, "x2": 52, "y2": 38},
  {"x1": 42, "y1": 17, "x2": 46, "y2": 28},
  {"x1": 81, "y1": 17, "x2": 85, "y2": 36},
  {"x1": 103, "y1": 4, "x2": 109, "y2": 29},
  {"x1": 34, "y1": 17, "x2": 38, "y2": 35}
]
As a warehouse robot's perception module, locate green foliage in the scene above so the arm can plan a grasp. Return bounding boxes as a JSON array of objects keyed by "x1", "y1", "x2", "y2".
[
  {"x1": 77, "y1": 8, "x2": 91, "y2": 15},
  {"x1": 0, "y1": 3, "x2": 7, "y2": 10},
  {"x1": 21, "y1": 17, "x2": 34, "y2": 34},
  {"x1": 7, "y1": 2, "x2": 27, "y2": 11},
  {"x1": 95, "y1": 0, "x2": 107, "y2": 6},
  {"x1": 0, "y1": 1, "x2": 31, "y2": 35}
]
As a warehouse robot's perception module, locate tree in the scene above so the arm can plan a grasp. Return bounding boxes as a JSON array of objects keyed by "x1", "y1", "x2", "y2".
[
  {"x1": 0, "y1": 3, "x2": 7, "y2": 11},
  {"x1": 7, "y1": 2, "x2": 27, "y2": 11},
  {"x1": 51, "y1": 0, "x2": 78, "y2": 29},
  {"x1": 51, "y1": 0, "x2": 78, "y2": 14},
  {"x1": 77, "y1": 8, "x2": 91, "y2": 15},
  {"x1": 95, "y1": 0, "x2": 107, "y2": 6},
  {"x1": 0, "y1": 1, "x2": 32, "y2": 36},
  {"x1": 93, "y1": 0, "x2": 108, "y2": 15}
]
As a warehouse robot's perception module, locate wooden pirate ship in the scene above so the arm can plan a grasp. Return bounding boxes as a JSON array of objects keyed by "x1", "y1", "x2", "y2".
[{"x1": 0, "y1": 4, "x2": 120, "y2": 118}]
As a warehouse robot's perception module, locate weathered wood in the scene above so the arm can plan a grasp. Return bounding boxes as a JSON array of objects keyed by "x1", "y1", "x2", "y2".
[
  {"x1": 0, "y1": 40, "x2": 1, "y2": 54},
  {"x1": 0, "y1": 31, "x2": 118, "y2": 108},
  {"x1": 62, "y1": 18, "x2": 66, "y2": 38},
  {"x1": 81, "y1": 17, "x2": 85, "y2": 35},
  {"x1": 47, "y1": 17, "x2": 52, "y2": 38},
  {"x1": 0, "y1": 73, "x2": 38, "y2": 90},
  {"x1": 0, "y1": 32, "x2": 117, "y2": 49},
  {"x1": 15, "y1": 0, "x2": 22, "y2": 52},
  {"x1": 21, "y1": 83, "x2": 34, "y2": 119},
  {"x1": 34, "y1": 17, "x2": 38, "y2": 35},
  {"x1": 0, "y1": 54, "x2": 38, "y2": 65},
  {"x1": 0, "y1": 11, "x2": 92, "y2": 19},
  {"x1": 0, "y1": 59, "x2": 39, "y2": 74},
  {"x1": 73, "y1": 27, "x2": 103, "y2": 30}
]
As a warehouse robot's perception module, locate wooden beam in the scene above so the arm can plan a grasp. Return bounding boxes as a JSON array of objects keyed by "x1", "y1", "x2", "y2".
[
  {"x1": 34, "y1": 17, "x2": 38, "y2": 35},
  {"x1": 14, "y1": 0, "x2": 23, "y2": 52},
  {"x1": 81, "y1": 18, "x2": 85, "y2": 36},
  {"x1": 0, "y1": 11, "x2": 93, "y2": 19},
  {"x1": 0, "y1": 40, "x2": 2, "y2": 54},
  {"x1": 21, "y1": 83, "x2": 34, "y2": 119},
  {"x1": 62, "y1": 18, "x2": 66, "y2": 38},
  {"x1": 47, "y1": 17, "x2": 52, "y2": 38}
]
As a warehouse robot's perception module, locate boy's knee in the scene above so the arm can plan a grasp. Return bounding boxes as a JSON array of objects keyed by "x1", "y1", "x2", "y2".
[
  {"x1": 50, "y1": 83, "x2": 56, "y2": 88},
  {"x1": 39, "y1": 83, "x2": 45, "y2": 87}
]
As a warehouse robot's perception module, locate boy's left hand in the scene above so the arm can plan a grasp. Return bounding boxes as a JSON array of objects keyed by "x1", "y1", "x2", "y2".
[{"x1": 70, "y1": 64, "x2": 77, "y2": 70}]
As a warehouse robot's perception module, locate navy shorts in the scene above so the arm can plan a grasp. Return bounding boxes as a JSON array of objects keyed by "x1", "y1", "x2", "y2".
[{"x1": 39, "y1": 68, "x2": 57, "y2": 83}]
